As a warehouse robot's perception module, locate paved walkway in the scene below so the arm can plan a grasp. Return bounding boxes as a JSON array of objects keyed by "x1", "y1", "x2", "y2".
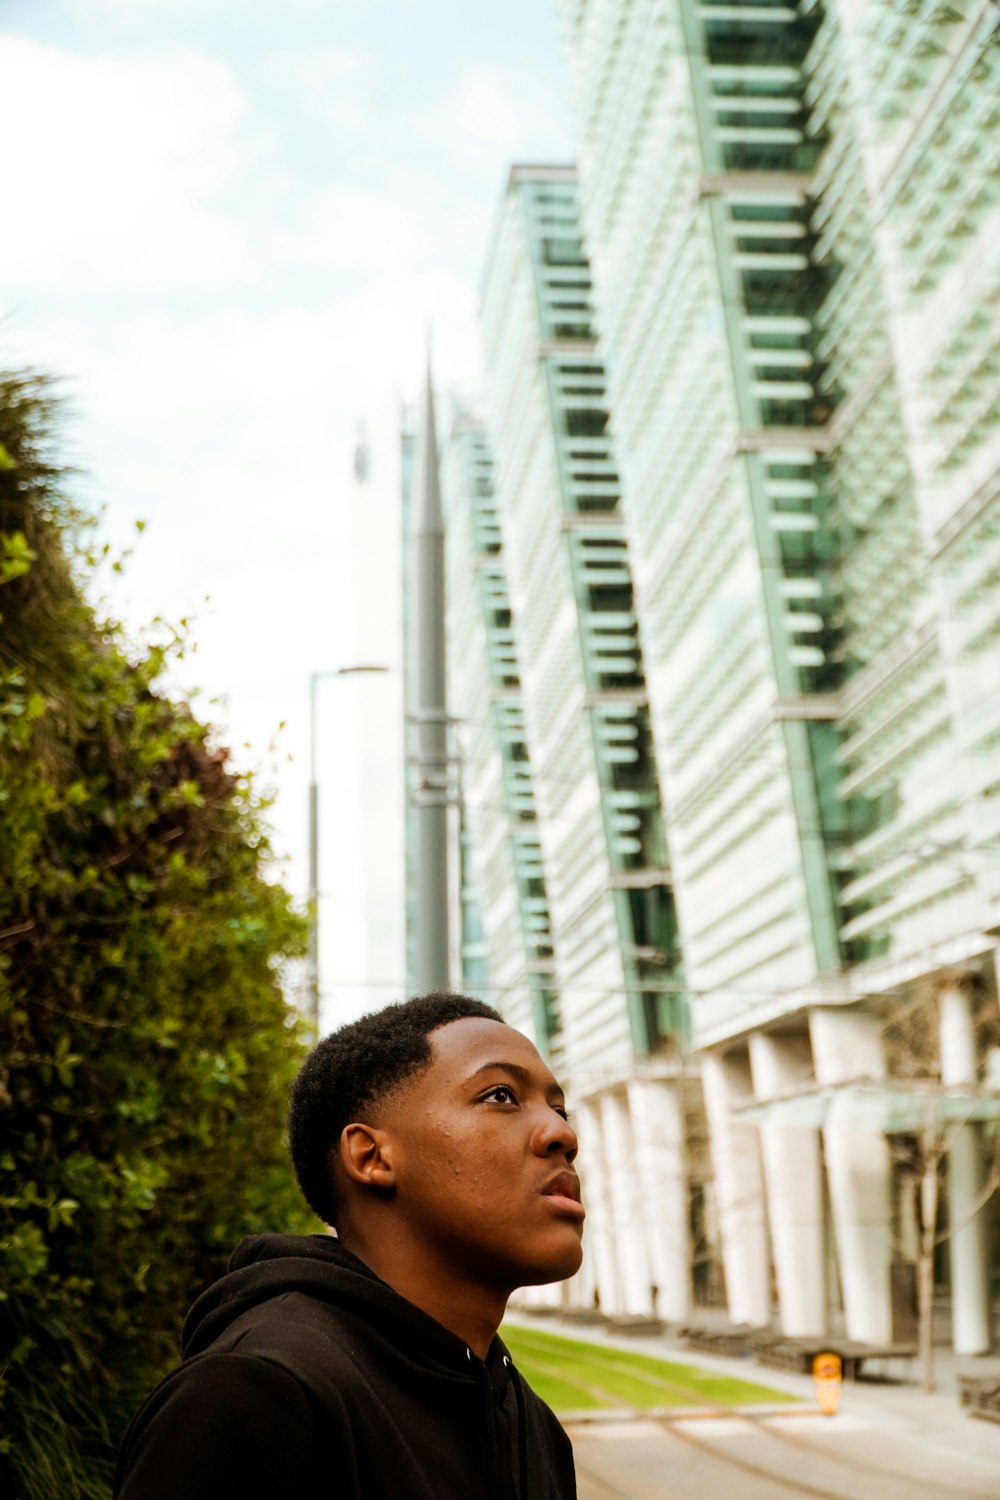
[{"x1": 505, "y1": 1307, "x2": 1000, "y2": 1476}]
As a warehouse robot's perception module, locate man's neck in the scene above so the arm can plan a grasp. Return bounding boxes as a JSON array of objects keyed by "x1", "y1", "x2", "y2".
[{"x1": 338, "y1": 1227, "x2": 508, "y2": 1359}]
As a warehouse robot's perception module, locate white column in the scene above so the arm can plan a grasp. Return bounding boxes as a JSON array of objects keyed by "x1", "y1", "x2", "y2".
[
  {"x1": 567, "y1": 1236, "x2": 598, "y2": 1312},
  {"x1": 701, "y1": 1050, "x2": 771, "y2": 1327},
  {"x1": 600, "y1": 1090, "x2": 654, "y2": 1314},
  {"x1": 575, "y1": 1099, "x2": 619, "y2": 1315},
  {"x1": 939, "y1": 985, "x2": 991, "y2": 1356},
  {"x1": 810, "y1": 1008, "x2": 893, "y2": 1344},
  {"x1": 627, "y1": 1078, "x2": 690, "y2": 1323},
  {"x1": 749, "y1": 1033, "x2": 826, "y2": 1336}
]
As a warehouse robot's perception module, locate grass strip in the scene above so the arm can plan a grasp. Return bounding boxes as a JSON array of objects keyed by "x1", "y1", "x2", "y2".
[
  {"x1": 502, "y1": 1324, "x2": 800, "y2": 1408},
  {"x1": 508, "y1": 1353, "x2": 609, "y2": 1412}
]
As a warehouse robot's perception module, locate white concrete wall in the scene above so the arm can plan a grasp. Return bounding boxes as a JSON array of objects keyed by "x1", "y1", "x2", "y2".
[
  {"x1": 939, "y1": 985, "x2": 991, "y2": 1355},
  {"x1": 749, "y1": 1033, "x2": 826, "y2": 1336},
  {"x1": 810, "y1": 1009, "x2": 893, "y2": 1344},
  {"x1": 701, "y1": 1050, "x2": 771, "y2": 1327},
  {"x1": 628, "y1": 1078, "x2": 691, "y2": 1323},
  {"x1": 601, "y1": 1090, "x2": 654, "y2": 1314},
  {"x1": 575, "y1": 1099, "x2": 621, "y2": 1315}
]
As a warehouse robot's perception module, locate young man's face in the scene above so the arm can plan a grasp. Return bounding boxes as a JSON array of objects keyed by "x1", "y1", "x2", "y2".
[{"x1": 381, "y1": 1017, "x2": 584, "y2": 1292}]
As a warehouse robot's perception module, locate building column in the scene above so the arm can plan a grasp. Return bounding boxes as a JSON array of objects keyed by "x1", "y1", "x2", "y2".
[
  {"x1": 600, "y1": 1090, "x2": 654, "y2": 1314},
  {"x1": 701, "y1": 1050, "x2": 771, "y2": 1327},
  {"x1": 939, "y1": 985, "x2": 991, "y2": 1356},
  {"x1": 749, "y1": 1033, "x2": 826, "y2": 1337},
  {"x1": 810, "y1": 1008, "x2": 893, "y2": 1344},
  {"x1": 575, "y1": 1098, "x2": 620, "y2": 1314},
  {"x1": 627, "y1": 1078, "x2": 690, "y2": 1324},
  {"x1": 568, "y1": 1237, "x2": 599, "y2": 1313}
]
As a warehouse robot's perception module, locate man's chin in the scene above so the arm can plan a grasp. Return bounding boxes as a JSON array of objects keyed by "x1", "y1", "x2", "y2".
[{"x1": 516, "y1": 1241, "x2": 585, "y2": 1288}]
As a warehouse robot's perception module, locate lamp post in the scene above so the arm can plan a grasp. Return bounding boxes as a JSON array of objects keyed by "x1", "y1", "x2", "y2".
[{"x1": 307, "y1": 664, "x2": 389, "y2": 1028}]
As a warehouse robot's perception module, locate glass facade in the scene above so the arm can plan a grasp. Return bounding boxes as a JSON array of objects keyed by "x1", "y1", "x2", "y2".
[
  {"x1": 560, "y1": 0, "x2": 1000, "y2": 1013},
  {"x1": 480, "y1": 166, "x2": 683, "y2": 1079},
  {"x1": 441, "y1": 418, "x2": 564, "y2": 1057},
  {"x1": 561, "y1": 0, "x2": 847, "y2": 1045},
  {"x1": 554, "y1": 0, "x2": 1000, "y2": 1344}
]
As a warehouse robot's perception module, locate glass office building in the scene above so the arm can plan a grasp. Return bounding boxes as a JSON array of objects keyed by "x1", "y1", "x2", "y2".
[
  {"x1": 440, "y1": 416, "x2": 563, "y2": 1057},
  {"x1": 556, "y1": 0, "x2": 1000, "y2": 1349},
  {"x1": 470, "y1": 165, "x2": 698, "y2": 1319}
]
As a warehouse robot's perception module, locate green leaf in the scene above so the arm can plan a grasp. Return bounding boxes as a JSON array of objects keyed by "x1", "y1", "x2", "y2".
[{"x1": 0, "y1": 364, "x2": 310, "y2": 1498}]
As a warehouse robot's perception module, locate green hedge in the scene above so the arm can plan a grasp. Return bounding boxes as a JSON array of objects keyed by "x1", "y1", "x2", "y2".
[{"x1": 0, "y1": 371, "x2": 314, "y2": 1497}]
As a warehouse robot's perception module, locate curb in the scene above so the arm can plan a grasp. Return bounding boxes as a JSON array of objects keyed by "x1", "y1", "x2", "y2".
[{"x1": 558, "y1": 1403, "x2": 822, "y2": 1425}]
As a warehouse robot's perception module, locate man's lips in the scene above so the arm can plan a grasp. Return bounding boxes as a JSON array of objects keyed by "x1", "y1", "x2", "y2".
[{"x1": 540, "y1": 1172, "x2": 585, "y2": 1218}]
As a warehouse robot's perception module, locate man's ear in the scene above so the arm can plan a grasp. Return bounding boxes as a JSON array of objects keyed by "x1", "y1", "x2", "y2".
[{"x1": 338, "y1": 1122, "x2": 396, "y2": 1189}]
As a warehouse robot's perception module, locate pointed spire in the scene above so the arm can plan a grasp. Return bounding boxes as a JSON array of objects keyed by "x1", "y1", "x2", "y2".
[
  {"x1": 413, "y1": 342, "x2": 443, "y2": 542},
  {"x1": 410, "y1": 339, "x2": 450, "y2": 992}
]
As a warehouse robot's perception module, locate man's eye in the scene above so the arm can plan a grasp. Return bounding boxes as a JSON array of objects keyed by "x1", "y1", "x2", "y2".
[{"x1": 483, "y1": 1085, "x2": 517, "y2": 1105}]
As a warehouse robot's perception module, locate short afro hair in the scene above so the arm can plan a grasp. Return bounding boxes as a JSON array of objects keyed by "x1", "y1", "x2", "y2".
[{"x1": 288, "y1": 991, "x2": 504, "y2": 1226}]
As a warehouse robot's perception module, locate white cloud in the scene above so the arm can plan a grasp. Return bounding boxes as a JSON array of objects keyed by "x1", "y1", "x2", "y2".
[
  {"x1": 391, "y1": 58, "x2": 574, "y2": 281},
  {"x1": 67, "y1": 0, "x2": 336, "y2": 22},
  {"x1": 421, "y1": 60, "x2": 574, "y2": 166},
  {"x1": 253, "y1": 43, "x2": 377, "y2": 132},
  {"x1": 280, "y1": 187, "x2": 429, "y2": 272},
  {"x1": 0, "y1": 12, "x2": 573, "y2": 891},
  {"x1": 33, "y1": 266, "x2": 479, "y2": 457},
  {"x1": 0, "y1": 36, "x2": 250, "y2": 291},
  {"x1": 15, "y1": 263, "x2": 482, "y2": 819}
]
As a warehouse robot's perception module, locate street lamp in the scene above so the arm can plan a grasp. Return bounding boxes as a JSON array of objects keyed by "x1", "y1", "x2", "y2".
[{"x1": 307, "y1": 664, "x2": 389, "y2": 1028}]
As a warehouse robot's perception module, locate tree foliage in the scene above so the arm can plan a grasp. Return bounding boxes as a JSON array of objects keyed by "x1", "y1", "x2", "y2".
[{"x1": 0, "y1": 370, "x2": 313, "y2": 1497}]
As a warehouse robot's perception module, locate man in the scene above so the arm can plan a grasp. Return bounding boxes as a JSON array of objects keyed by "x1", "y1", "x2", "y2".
[{"x1": 114, "y1": 992, "x2": 584, "y2": 1498}]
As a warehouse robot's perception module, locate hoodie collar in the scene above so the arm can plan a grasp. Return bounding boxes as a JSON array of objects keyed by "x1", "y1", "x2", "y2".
[{"x1": 181, "y1": 1232, "x2": 514, "y2": 1390}]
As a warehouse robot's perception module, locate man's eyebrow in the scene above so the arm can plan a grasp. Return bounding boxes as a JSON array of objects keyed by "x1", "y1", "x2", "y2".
[{"x1": 469, "y1": 1061, "x2": 565, "y2": 1098}]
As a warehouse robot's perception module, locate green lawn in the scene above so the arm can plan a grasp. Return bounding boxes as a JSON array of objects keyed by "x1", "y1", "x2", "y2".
[{"x1": 501, "y1": 1323, "x2": 801, "y2": 1414}]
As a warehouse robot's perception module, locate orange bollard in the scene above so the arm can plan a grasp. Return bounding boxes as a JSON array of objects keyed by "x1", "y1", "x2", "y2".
[{"x1": 812, "y1": 1352, "x2": 843, "y2": 1416}]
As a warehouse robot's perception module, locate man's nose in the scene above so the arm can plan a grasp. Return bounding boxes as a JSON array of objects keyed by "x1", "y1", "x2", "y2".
[{"x1": 535, "y1": 1109, "x2": 578, "y2": 1162}]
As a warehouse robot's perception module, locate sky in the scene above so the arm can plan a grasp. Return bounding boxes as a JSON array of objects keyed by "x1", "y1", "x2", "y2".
[{"x1": 0, "y1": 0, "x2": 574, "y2": 936}]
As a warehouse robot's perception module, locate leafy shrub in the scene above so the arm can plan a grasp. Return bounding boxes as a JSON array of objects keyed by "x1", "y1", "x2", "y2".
[{"x1": 0, "y1": 371, "x2": 313, "y2": 1497}]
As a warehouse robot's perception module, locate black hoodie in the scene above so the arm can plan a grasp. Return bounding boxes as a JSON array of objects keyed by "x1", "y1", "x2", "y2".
[{"x1": 113, "y1": 1234, "x2": 577, "y2": 1500}]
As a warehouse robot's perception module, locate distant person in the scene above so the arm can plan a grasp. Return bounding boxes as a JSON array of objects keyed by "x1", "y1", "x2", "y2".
[{"x1": 114, "y1": 992, "x2": 585, "y2": 1499}]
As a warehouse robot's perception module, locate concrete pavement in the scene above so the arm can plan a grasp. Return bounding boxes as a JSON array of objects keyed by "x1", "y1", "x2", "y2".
[{"x1": 505, "y1": 1306, "x2": 1000, "y2": 1478}]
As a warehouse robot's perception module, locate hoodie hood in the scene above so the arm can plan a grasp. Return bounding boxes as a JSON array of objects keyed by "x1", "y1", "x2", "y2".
[
  {"x1": 182, "y1": 1232, "x2": 513, "y2": 1389},
  {"x1": 117, "y1": 1233, "x2": 576, "y2": 1500}
]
